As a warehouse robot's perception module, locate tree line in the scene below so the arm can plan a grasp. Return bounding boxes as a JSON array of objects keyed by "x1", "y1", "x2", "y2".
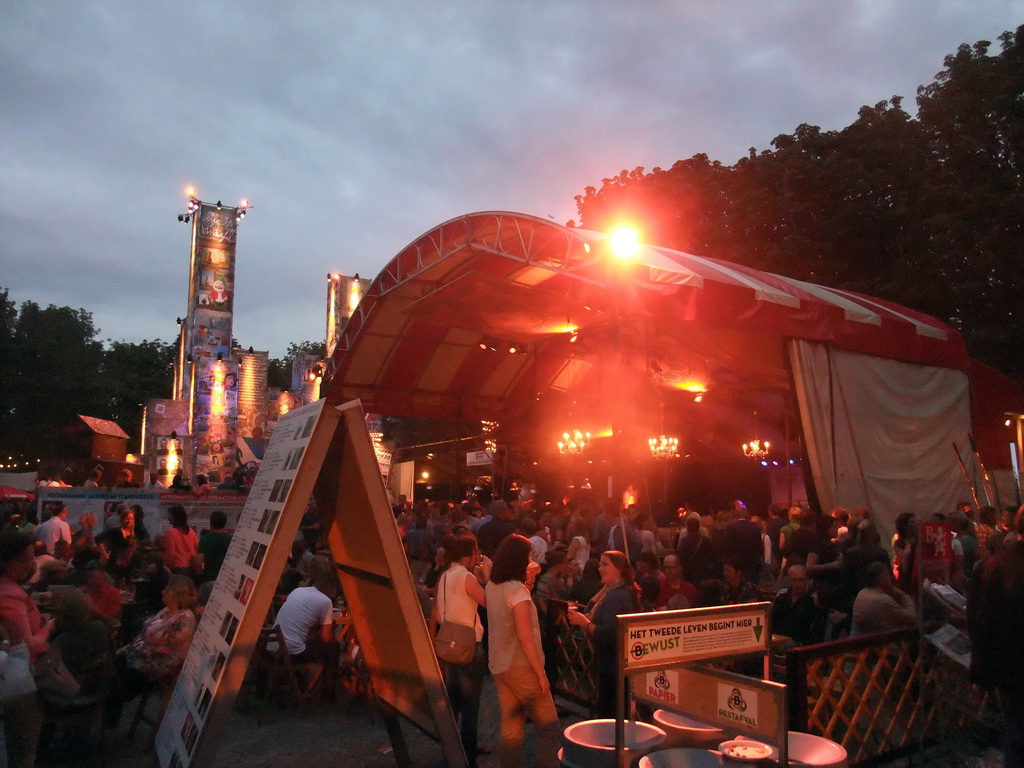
[
  {"x1": 0, "y1": 289, "x2": 320, "y2": 466},
  {"x1": 572, "y1": 28, "x2": 1023, "y2": 386}
]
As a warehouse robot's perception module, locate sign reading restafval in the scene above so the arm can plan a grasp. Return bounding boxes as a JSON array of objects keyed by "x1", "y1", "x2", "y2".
[{"x1": 621, "y1": 603, "x2": 770, "y2": 670}]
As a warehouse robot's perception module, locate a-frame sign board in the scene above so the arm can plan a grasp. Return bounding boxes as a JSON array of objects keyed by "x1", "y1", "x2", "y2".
[{"x1": 156, "y1": 399, "x2": 466, "y2": 768}]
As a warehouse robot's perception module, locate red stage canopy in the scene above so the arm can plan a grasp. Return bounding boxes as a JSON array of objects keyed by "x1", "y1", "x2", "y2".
[{"x1": 326, "y1": 211, "x2": 972, "y2": 429}]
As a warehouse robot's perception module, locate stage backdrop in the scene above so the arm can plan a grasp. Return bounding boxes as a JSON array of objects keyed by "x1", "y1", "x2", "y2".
[{"x1": 789, "y1": 339, "x2": 974, "y2": 547}]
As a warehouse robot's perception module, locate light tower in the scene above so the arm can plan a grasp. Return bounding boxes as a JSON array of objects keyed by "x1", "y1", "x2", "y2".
[{"x1": 170, "y1": 189, "x2": 251, "y2": 483}]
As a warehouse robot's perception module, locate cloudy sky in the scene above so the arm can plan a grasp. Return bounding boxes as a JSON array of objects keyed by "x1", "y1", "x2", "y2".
[{"x1": 2, "y1": 1, "x2": 1021, "y2": 358}]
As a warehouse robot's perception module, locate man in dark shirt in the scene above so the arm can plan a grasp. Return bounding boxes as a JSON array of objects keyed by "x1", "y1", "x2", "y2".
[
  {"x1": 477, "y1": 500, "x2": 516, "y2": 558},
  {"x1": 771, "y1": 564, "x2": 824, "y2": 645},
  {"x1": 198, "y1": 510, "x2": 233, "y2": 583},
  {"x1": 724, "y1": 503, "x2": 763, "y2": 581}
]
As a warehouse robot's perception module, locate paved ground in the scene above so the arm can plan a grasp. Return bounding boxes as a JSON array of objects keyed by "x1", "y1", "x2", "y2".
[{"x1": 36, "y1": 675, "x2": 1006, "y2": 768}]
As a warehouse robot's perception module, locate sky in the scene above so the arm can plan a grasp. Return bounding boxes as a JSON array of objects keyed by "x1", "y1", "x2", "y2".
[{"x1": 2, "y1": 1, "x2": 1022, "y2": 359}]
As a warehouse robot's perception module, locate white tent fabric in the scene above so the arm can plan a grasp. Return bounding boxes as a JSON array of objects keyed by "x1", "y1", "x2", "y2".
[
  {"x1": 0, "y1": 472, "x2": 37, "y2": 491},
  {"x1": 788, "y1": 339, "x2": 974, "y2": 546}
]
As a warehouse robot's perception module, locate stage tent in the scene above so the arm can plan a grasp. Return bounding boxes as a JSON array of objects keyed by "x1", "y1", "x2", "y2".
[{"x1": 326, "y1": 211, "x2": 1018, "y2": 545}]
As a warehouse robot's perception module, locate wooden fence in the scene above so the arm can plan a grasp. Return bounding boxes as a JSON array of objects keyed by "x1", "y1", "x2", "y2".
[
  {"x1": 544, "y1": 606, "x2": 1002, "y2": 765},
  {"x1": 784, "y1": 628, "x2": 1002, "y2": 766}
]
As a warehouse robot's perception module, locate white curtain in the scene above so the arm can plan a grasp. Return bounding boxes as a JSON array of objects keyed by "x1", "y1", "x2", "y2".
[{"x1": 788, "y1": 339, "x2": 973, "y2": 546}]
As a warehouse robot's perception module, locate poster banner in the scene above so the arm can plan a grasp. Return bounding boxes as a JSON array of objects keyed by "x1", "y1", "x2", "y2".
[
  {"x1": 36, "y1": 489, "x2": 247, "y2": 539},
  {"x1": 157, "y1": 399, "x2": 333, "y2": 768}
]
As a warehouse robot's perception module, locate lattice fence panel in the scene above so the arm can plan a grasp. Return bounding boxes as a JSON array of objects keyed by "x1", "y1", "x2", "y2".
[
  {"x1": 547, "y1": 600, "x2": 598, "y2": 710},
  {"x1": 788, "y1": 629, "x2": 1004, "y2": 766}
]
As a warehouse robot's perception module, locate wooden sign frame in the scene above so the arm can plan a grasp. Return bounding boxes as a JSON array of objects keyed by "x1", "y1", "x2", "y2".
[{"x1": 156, "y1": 399, "x2": 465, "y2": 768}]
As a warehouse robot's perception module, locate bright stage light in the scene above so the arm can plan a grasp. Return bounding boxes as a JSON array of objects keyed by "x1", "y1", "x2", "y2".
[{"x1": 609, "y1": 226, "x2": 639, "y2": 260}]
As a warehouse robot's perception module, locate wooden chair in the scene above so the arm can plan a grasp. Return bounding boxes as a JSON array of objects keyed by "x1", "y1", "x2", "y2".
[
  {"x1": 127, "y1": 671, "x2": 178, "y2": 749},
  {"x1": 251, "y1": 625, "x2": 323, "y2": 720}
]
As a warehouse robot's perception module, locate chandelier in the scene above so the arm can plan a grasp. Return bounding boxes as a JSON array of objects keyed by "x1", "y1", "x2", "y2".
[
  {"x1": 742, "y1": 438, "x2": 770, "y2": 460},
  {"x1": 558, "y1": 429, "x2": 590, "y2": 455},
  {"x1": 742, "y1": 411, "x2": 770, "y2": 460},
  {"x1": 648, "y1": 375, "x2": 679, "y2": 460},
  {"x1": 649, "y1": 434, "x2": 679, "y2": 460}
]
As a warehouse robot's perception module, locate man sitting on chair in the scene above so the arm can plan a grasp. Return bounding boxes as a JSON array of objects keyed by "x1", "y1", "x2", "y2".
[{"x1": 275, "y1": 572, "x2": 341, "y2": 701}]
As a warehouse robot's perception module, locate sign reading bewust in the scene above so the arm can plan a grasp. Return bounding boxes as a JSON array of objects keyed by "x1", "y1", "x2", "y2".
[{"x1": 621, "y1": 603, "x2": 770, "y2": 670}]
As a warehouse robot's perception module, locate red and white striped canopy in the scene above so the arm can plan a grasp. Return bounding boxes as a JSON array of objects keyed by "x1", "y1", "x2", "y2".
[{"x1": 326, "y1": 212, "x2": 968, "y2": 429}]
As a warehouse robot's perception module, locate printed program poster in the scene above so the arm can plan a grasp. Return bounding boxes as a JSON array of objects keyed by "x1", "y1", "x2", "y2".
[{"x1": 156, "y1": 399, "x2": 334, "y2": 768}]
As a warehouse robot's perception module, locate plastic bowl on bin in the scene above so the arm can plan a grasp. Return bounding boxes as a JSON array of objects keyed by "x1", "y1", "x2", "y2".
[
  {"x1": 735, "y1": 732, "x2": 848, "y2": 767},
  {"x1": 561, "y1": 719, "x2": 667, "y2": 768},
  {"x1": 639, "y1": 748, "x2": 726, "y2": 768},
  {"x1": 652, "y1": 709, "x2": 728, "y2": 748}
]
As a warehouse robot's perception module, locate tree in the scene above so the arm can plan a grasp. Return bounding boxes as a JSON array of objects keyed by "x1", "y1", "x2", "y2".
[
  {"x1": 573, "y1": 28, "x2": 1024, "y2": 385},
  {"x1": 100, "y1": 339, "x2": 176, "y2": 449},
  {"x1": 915, "y1": 28, "x2": 1024, "y2": 377},
  {"x1": 267, "y1": 340, "x2": 326, "y2": 390},
  {"x1": 0, "y1": 296, "x2": 105, "y2": 462}
]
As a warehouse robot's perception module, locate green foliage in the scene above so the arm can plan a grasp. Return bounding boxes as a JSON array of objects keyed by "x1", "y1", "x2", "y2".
[
  {"x1": 0, "y1": 290, "x2": 174, "y2": 464},
  {"x1": 100, "y1": 339, "x2": 176, "y2": 448},
  {"x1": 573, "y1": 26, "x2": 1024, "y2": 385},
  {"x1": 267, "y1": 340, "x2": 326, "y2": 390}
]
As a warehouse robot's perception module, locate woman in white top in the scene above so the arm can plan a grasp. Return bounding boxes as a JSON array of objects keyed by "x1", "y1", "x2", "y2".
[
  {"x1": 565, "y1": 514, "x2": 591, "y2": 574},
  {"x1": 431, "y1": 533, "x2": 489, "y2": 768},
  {"x1": 485, "y1": 534, "x2": 559, "y2": 768}
]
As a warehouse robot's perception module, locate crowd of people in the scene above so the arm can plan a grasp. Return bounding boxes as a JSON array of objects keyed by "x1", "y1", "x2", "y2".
[
  {"x1": 1, "y1": 486, "x2": 1020, "y2": 768},
  {"x1": 397, "y1": 493, "x2": 1024, "y2": 768},
  {"x1": 0, "y1": 500, "x2": 233, "y2": 767}
]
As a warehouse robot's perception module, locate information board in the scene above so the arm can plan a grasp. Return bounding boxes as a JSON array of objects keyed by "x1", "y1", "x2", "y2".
[
  {"x1": 619, "y1": 602, "x2": 771, "y2": 671},
  {"x1": 313, "y1": 402, "x2": 463, "y2": 759},
  {"x1": 156, "y1": 399, "x2": 464, "y2": 768},
  {"x1": 156, "y1": 399, "x2": 336, "y2": 768}
]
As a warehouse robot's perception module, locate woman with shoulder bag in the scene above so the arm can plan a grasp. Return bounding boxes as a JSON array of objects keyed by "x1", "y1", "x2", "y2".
[{"x1": 430, "y1": 533, "x2": 488, "y2": 768}]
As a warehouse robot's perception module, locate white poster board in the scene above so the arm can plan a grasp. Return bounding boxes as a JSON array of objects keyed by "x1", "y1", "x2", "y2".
[{"x1": 157, "y1": 399, "x2": 335, "y2": 767}]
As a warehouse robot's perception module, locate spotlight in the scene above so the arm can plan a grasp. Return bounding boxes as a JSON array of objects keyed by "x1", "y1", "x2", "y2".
[
  {"x1": 508, "y1": 345, "x2": 517, "y2": 354},
  {"x1": 479, "y1": 341, "x2": 488, "y2": 351}
]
